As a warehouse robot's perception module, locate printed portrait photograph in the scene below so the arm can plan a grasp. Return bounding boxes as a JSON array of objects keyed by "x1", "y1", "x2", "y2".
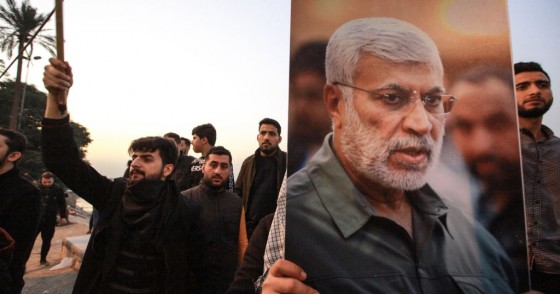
[{"x1": 285, "y1": 0, "x2": 528, "y2": 292}]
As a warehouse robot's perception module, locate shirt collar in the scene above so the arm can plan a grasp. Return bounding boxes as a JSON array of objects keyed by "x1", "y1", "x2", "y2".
[
  {"x1": 520, "y1": 124, "x2": 555, "y2": 141},
  {"x1": 306, "y1": 133, "x2": 448, "y2": 238}
]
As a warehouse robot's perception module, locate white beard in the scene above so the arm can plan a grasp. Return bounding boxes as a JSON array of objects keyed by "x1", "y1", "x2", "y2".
[{"x1": 339, "y1": 102, "x2": 443, "y2": 191}]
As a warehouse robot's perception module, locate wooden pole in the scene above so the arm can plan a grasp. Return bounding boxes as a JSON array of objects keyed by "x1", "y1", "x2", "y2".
[{"x1": 55, "y1": 0, "x2": 66, "y2": 113}]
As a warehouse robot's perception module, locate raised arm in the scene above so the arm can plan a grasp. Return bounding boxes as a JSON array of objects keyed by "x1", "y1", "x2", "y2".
[{"x1": 41, "y1": 58, "x2": 115, "y2": 211}]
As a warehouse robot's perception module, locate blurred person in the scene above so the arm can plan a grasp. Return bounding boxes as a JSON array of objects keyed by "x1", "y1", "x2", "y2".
[
  {"x1": 122, "y1": 159, "x2": 132, "y2": 178},
  {"x1": 86, "y1": 208, "x2": 99, "y2": 234},
  {"x1": 180, "y1": 137, "x2": 196, "y2": 165},
  {"x1": 42, "y1": 58, "x2": 206, "y2": 293},
  {"x1": 181, "y1": 146, "x2": 242, "y2": 293},
  {"x1": 515, "y1": 61, "x2": 560, "y2": 293},
  {"x1": 0, "y1": 128, "x2": 42, "y2": 293},
  {"x1": 35, "y1": 171, "x2": 68, "y2": 266},
  {"x1": 445, "y1": 66, "x2": 528, "y2": 291},
  {"x1": 187, "y1": 123, "x2": 235, "y2": 192},
  {"x1": 235, "y1": 118, "x2": 286, "y2": 238},
  {"x1": 262, "y1": 17, "x2": 516, "y2": 293},
  {"x1": 179, "y1": 137, "x2": 193, "y2": 157},
  {"x1": 288, "y1": 41, "x2": 330, "y2": 175},
  {"x1": 164, "y1": 132, "x2": 192, "y2": 191}
]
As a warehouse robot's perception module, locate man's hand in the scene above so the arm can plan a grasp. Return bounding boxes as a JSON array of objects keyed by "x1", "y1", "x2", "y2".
[
  {"x1": 43, "y1": 58, "x2": 72, "y2": 95},
  {"x1": 262, "y1": 259, "x2": 318, "y2": 294},
  {"x1": 43, "y1": 58, "x2": 73, "y2": 118}
]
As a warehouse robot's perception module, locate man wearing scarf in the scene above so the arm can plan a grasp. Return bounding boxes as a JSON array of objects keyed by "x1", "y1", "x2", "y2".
[{"x1": 41, "y1": 58, "x2": 205, "y2": 293}]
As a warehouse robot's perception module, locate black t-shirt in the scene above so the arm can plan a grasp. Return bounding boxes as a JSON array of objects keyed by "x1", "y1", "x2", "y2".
[{"x1": 246, "y1": 155, "x2": 277, "y2": 237}]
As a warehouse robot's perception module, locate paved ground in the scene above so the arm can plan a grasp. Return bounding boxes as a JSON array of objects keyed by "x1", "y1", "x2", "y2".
[{"x1": 22, "y1": 214, "x2": 90, "y2": 294}]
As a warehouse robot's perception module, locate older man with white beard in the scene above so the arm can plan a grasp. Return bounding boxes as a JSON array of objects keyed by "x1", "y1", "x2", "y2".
[{"x1": 261, "y1": 17, "x2": 517, "y2": 294}]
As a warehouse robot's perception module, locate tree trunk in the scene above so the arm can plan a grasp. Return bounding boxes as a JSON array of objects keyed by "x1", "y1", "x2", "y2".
[{"x1": 8, "y1": 41, "x2": 25, "y2": 130}]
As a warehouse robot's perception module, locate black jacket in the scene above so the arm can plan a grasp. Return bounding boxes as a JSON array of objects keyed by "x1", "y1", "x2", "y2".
[
  {"x1": 181, "y1": 181, "x2": 242, "y2": 293},
  {"x1": 41, "y1": 116, "x2": 205, "y2": 293},
  {"x1": 0, "y1": 167, "x2": 41, "y2": 293},
  {"x1": 38, "y1": 183, "x2": 67, "y2": 224}
]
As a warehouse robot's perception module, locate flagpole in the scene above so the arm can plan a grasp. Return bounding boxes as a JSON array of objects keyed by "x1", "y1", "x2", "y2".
[{"x1": 55, "y1": 0, "x2": 67, "y2": 113}]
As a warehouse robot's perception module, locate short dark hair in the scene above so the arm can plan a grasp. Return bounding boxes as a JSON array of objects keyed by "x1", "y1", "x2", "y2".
[
  {"x1": 514, "y1": 62, "x2": 550, "y2": 81},
  {"x1": 180, "y1": 137, "x2": 191, "y2": 146},
  {"x1": 453, "y1": 65, "x2": 513, "y2": 89},
  {"x1": 192, "y1": 124, "x2": 217, "y2": 146},
  {"x1": 259, "y1": 118, "x2": 282, "y2": 135},
  {"x1": 128, "y1": 136, "x2": 178, "y2": 167},
  {"x1": 206, "y1": 146, "x2": 232, "y2": 164},
  {"x1": 0, "y1": 128, "x2": 28, "y2": 162},
  {"x1": 290, "y1": 41, "x2": 327, "y2": 81},
  {"x1": 163, "y1": 132, "x2": 181, "y2": 145},
  {"x1": 41, "y1": 171, "x2": 54, "y2": 179}
]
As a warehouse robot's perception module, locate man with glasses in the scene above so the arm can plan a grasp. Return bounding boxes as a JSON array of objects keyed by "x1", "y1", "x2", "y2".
[
  {"x1": 261, "y1": 17, "x2": 516, "y2": 293},
  {"x1": 515, "y1": 61, "x2": 560, "y2": 293}
]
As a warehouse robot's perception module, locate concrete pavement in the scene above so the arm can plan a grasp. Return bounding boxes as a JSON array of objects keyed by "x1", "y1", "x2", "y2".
[{"x1": 22, "y1": 214, "x2": 90, "y2": 294}]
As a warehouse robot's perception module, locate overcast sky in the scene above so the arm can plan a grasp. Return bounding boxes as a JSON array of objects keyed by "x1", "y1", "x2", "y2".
[{"x1": 2, "y1": 0, "x2": 558, "y2": 179}]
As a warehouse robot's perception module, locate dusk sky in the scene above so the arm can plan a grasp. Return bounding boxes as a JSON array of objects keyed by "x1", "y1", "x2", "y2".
[{"x1": 2, "y1": 0, "x2": 558, "y2": 178}]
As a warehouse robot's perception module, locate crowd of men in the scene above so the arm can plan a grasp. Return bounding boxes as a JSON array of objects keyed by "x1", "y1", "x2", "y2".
[{"x1": 0, "y1": 15, "x2": 558, "y2": 294}]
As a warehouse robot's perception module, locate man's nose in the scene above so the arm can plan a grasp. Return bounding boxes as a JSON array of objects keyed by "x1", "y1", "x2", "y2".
[
  {"x1": 528, "y1": 83, "x2": 543, "y2": 96},
  {"x1": 469, "y1": 127, "x2": 495, "y2": 155},
  {"x1": 131, "y1": 158, "x2": 141, "y2": 167},
  {"x1": 402, "y1": 100, "x2": 432, "y2": 135}
]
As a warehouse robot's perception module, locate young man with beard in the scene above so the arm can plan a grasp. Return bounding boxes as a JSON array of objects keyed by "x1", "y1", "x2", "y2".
[
  {"x1": 235, "y1": 118, "x2": 286, "y2": 238},
  {"x1": 35, "y1": 171, "x2": 68, "y2": 266},
  {"x1": 0, "y1": 128, "x2": 42, "y2": 293},
  {"x1": 181, "y1": 146, "x2": 242, "y2": 293},
  {"x1": 261, "y1": 17, "x2": 516, "y2": 293},
  {"x1": 187, "y1": 124, "x2": 235, "y2": 192},
  {"x1": 515, "y1": 61, "x2": 560, "y2": 293},
  {"x1": 42, "y1": 58, "x2": 205, "y2": 293}
]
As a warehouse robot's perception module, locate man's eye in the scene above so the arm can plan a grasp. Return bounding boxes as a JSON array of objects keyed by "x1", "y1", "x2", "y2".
[
  {"x1": 380, "y1": 93, "x2": 405, "y2": 105},
  {"x1": 423, "y1": 95, "x2": 442, "y2": 107},
  {"x1": 516, "y1": 85, "x2": 527, "y2": 91},
  {"x1": 537, "y1": 82, "x2": 550, "y2": 89}
]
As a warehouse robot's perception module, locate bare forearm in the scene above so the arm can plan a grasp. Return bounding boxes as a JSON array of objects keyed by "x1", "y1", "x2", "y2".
[{"x1": 45, "y1": 92, "x2": 68, "y2": 119}]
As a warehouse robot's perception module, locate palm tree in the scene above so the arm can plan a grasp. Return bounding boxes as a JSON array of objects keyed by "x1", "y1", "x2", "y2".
[{"x1": 0, "y1": 0, "x2": 55, "y2": 130}]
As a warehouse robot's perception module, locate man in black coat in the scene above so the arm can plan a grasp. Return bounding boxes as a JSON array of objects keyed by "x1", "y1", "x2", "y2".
[
  {"x1": 42, "y1": 58, "x2": 206, "y2": 293},
  {"x1": 0, "y1": 128, "x2": 42, "y2": 293},
  {"x1": 35, "y1": 171, "x2": 68, "y2": 266},
  {"x1": 182, "y1": 146, "x2": 242, "y2": 293}
]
